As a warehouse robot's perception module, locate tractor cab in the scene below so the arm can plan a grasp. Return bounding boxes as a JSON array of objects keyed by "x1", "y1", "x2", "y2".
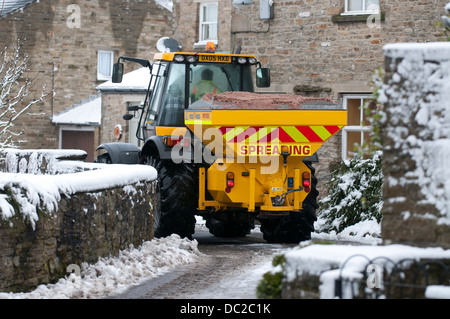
[{"x1": 113, "y1": 41, "x2": 270, "y2": 146}]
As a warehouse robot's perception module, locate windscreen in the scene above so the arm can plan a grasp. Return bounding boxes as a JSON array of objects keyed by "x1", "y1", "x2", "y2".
[
  {"x1": 189, "y1": 63, "x2": 254, "y2": 104},
  {"x1": 157, "y1": 62, "x2": 255, "y2": 127}
]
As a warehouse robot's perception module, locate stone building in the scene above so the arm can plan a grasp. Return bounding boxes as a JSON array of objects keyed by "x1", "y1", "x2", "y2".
[{"x1": 0, "y1": 0, "x2": 174, "y2": 160}]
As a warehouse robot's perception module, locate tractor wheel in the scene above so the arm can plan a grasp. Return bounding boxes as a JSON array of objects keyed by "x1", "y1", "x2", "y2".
[
  {"x1": 260, "y1": 162, "x2": 319, "y2": 244},
  {"x1": 144, "y1": 155, "x2": 197, "y2": 239},
  {"x1": 96, "y1": 152, "x2": 112, "y2": 164}
]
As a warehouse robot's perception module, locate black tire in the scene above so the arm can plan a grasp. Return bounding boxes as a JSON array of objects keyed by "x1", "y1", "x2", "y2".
[
  {"x1": 96, "y1": 152, "x2": 112, "y2": 164},
  {"x1": 260, "y1": 162, "x2": 319, "y2": 244},
  {"x1": 153, "y1": 182, "x2": 162, "y2": 235},
  {"x1": 144, "y1": 155, "x2": 197, "y2": 239}
]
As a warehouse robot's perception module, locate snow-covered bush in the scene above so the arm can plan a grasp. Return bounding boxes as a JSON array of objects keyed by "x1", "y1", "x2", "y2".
[
  {"x1": 0, "y1": 41, "x2": 49, "y2": 150},
  {"x1": 317, "y1": 150, "x2": 383, "y2": 234}
]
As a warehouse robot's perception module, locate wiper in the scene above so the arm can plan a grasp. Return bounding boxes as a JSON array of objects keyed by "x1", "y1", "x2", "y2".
[{"x1": 221, "y1": 67, "x2": 234, "y2": 91}]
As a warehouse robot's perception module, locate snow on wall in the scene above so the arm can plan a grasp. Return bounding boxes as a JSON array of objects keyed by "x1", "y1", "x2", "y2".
[
  {"x1": 380, "y1": 42, "x2": 450, "y2": 234},
  {"x1": 1, "y1": 149, "x2": 88, "y2": 174},
  {"x1": 0, "y1": 149, "x2": 157, "y2": 229},
  {"x1": 282, "y1": 243, "x2": 450, "y2": 299}
]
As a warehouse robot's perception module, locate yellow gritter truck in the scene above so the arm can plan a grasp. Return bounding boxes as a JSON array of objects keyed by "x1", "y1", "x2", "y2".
[{"x1": 97, "y1": 40, "x2": 347, "y2": 243}]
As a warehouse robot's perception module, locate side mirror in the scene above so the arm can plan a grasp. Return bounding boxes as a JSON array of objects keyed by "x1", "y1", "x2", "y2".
[
  {"x1": 127, "y1": 105, "x2": 140, "y2": 112},
  {"x1": 123, "y1": 114, "x2": 134, "y2": 121},
  {"x1": 256, "y1": 68, "x2": 271, "y2": 88},
  {"x1": 112, "y1": 63, "x2": 124, "y2": 83}
]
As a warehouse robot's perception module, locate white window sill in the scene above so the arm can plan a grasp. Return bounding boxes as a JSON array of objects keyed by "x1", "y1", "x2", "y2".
[
  {"x1": 340, "y1": 11, "x2": 380, "y2": 16},
  {"x1": 97, "y1": 75, "x2": 112, "y2": 82}
]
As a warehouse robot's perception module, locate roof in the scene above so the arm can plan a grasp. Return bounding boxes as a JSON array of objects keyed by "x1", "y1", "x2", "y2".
[
  {"x1": 52, "y1": 96, "x2": 101, "y2": 126},
  {"x1": 96, "y1": 67, "x2": 151, "y2": 93},
  {"x1": 0, "y1": 0, "x2": 36, "y2": 17},
  {"x1": 155, "y1": 0, "x2": 173, "y2": 12}
]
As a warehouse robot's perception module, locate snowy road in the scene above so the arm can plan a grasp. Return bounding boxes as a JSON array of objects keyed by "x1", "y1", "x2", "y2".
[{"x1": 111, "y1": 227, "x2": 293, "y2": 299}]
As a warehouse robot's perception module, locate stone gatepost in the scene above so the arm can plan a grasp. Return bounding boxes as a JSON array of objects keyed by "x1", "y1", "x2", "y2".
[{"x1": 381, "y1": 42, "x2": 450, "y2": 249}]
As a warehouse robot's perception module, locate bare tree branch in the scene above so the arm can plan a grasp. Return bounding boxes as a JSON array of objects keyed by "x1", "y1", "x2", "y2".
[{"x1": 0, "y1": 40, "x2": 50, "y2": 150}]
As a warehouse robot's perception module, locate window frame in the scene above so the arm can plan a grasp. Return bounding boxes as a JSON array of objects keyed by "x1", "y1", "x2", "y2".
[
  {"x1": 97, "y1": 50, "x2": 114, "y2": 81},
  {"x1": 341, "y1": 94, "x2": 373, "y2": 160},
  {"x1": 342, "y1": 0, "x2": 380, "y2": 16},
  {"x1": 198, "y1": 1, "x2": 219, "y2": 45}
]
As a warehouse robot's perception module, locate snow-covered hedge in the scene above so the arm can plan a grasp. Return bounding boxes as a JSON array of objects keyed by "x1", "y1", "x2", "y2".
[{"x1": 317, "y1": 151, "x2": 383, "y2": 235}]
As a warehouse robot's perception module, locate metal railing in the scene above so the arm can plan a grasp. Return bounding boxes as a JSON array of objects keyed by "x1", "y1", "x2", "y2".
[{"x1": 334, "y1": 255, "x2": 450, "y2": 299}]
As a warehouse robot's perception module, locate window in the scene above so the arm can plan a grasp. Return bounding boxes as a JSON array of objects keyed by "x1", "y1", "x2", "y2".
[
  {"x1": 342, "y1": 95, "x2": 376, "y2": 160},
  {"x1": 344, "y1": 0, "x2": 380, "y2": 15},
  {"x1": 190, "y1": 63, "x2": 254, "y2": 104},
  {"x1": 127, "y1": 101, "x2": 143, "y2": 147},
  {"x1": 158, "y1": 63, "x2": 186, "y2": 126},
  {"x1": 97, "y1": 51, "x2": 114, "y2": 81},
  {"x1": 199, "y1": 2, "x2": 218, "y2": 44}
]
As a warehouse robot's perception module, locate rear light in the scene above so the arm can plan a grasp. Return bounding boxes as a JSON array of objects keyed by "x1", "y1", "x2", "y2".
[
  {"x1": 226, "y1": 172, "x2": 235, "y2": 192},
  {"x1": 183, "y1": 137, "x2": 191, "y2": 147},
  {"x1": 164, "y1": 137, "x2": 178, "y2": 147},
  {"x1": 163, "y1": 136, "x2": 190, "y2": 147},
  {"x1": 302, "y1": 172, "x2": 311, "y2": 193}
]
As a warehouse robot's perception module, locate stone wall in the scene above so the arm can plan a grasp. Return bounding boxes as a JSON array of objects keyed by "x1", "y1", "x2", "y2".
[
  {"x1": 231, "y1": 0, "x2": 449, "y2": 96},
  {"x1": 0, "y1": 150, "x2": 157, "y2": 293},
  {"x1": 100, "y1": 93, "x2": 146, "y2": 146},
  {"x1": 172, "y1": 0, "x2": 232, "y2": 52},
  {"x1": 381, "y1": 42, "x2": 450, "y2": 249}
]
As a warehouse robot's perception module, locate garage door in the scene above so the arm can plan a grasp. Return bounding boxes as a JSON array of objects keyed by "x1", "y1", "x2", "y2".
[{"x1": 61, "y1": 130, "x2": 95, "y2": 162}]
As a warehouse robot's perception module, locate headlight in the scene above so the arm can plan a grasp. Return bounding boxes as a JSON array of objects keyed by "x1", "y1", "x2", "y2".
[
  {"x1": 248, "y1": 57, "x2": 257, "y2": 65},
  {"x1": 237, "y1": 57, "x2": 248, "y2": 64},
  {"x1": 174, "y1": 55, "x2": 185, "y2": 62},
  {"x1": 186, "y1": 55, "x2": 197, "y2": 63}
]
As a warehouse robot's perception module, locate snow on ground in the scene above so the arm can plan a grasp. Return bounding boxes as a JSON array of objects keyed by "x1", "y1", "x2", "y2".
[
  {"x1": 313, "y1": 218, "x2": 382, "y2": 245},
  {"x1": 0, "y1": 215, "x2": 381, "y2": 299},
  {"x1": 0, "y1": 234, "x2": 201, "y2": 299},
  {"x1": 0, "y1": 213, "x2": 447, "y2": 299}
]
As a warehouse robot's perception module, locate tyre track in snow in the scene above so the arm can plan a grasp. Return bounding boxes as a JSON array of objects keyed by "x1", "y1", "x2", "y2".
[{"x1": 113, "y1": 229, "x2": 292, "y2": 299}]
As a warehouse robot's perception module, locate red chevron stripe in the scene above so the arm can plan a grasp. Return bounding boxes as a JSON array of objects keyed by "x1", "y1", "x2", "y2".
[
  {"x1": 279, "y1": 128, "x2": 296, "y2": 143},
  {"x1": 258, "y1": 128, "x2": 279, "y2": 143},
  {"x1": 219, "y1": 127, "x2": 232, "y2": 135},
  {"x1": 233, "y1": 127, "x2": 264, "y2": 143},
  {"x1": 296, "y1": 126, "x2": 323, "y2": 142},
  {"x1": 324, "y1": 126, "x2": 341, "y2": 135}
]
